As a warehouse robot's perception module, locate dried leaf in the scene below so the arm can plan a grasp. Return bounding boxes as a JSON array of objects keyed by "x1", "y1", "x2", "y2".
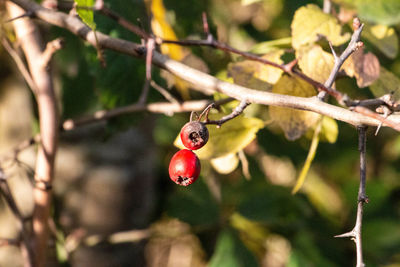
[
  {"x1": 297, "y1": 45, "x2": 334, "y2": 83},
  {"x1": 228, "y1": 50, "x2": 284, "y2": 90},
  {"x1": 363, "y1": 24, "x2": 398, "y2": 59},
  {"x1": 174, "y1": 114, "x2": 264, "y2": 159},
  {"x1": 291, "y1": 4, "x2": 350, "y2": 50},
  {"x1": 269, "y1": 75, "x2": 319, "y2": 141},
  {"x1": 342, "y1": 48, "x2": 380, "y2": 88}
]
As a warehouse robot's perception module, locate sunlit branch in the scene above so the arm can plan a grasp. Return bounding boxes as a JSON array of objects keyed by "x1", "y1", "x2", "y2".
[{"x1": 9, "y1": 0, "x2": 400, "y2": 133}]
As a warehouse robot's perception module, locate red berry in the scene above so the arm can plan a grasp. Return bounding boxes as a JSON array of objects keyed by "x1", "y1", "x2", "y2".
[
  {"x1": 180, "y1": 121, "x2": 209, "y2": 150},
  {"x1": 169, "y1": 149, "x2": 201, "y2": 186}
]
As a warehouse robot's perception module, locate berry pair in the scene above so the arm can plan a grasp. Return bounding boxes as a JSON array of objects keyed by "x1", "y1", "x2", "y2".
[{"x1": 169, "y1": 121, "x2": 209, "y2": 186}]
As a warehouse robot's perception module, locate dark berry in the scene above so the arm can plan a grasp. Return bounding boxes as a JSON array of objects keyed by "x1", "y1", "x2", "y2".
[
  {"x1": 180, "y1": 121, "x2": 209, "y2": 150},
  {"x1": 169, "y1": 149, "x2": 201, "y2": 186}
]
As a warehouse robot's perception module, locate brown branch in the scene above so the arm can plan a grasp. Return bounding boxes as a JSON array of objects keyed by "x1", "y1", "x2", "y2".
[
  {"x1": 40, "y1": 37, "x2": 64, "y2": 68},
  {"x1": 1, "y1": 37, "x2": 40, "y2": 93},
  {"x1": 205, "y1": 99, "x2": 250, "y2": 127},
  {"x1": 62, "y1": 98, "x2": 234, "y2": 131},
  {"x1": 318, "y1": 18, "x2": 364, "y2": 100},
  {"x1": 6, "y1": 2, "x2": 59, "y2": 267},
  {"x1": 335, "y1": 126, "x2": 368, "y2": 267},
  {"x1": 10, "y1": 0, "x2": 400, "y2": 132},
  {"x1": 150, "y1": 80, "x2": 180, "y2": 104}
]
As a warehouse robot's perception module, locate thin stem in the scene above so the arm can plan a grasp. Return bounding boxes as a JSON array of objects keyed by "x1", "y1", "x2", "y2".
[
  {"x1": 335, "y1": 126, "x2": 368, "y2": 267},
  {"x1": 62, "y1": 98, "x2": 234, "y2": 131},
  {"x1": 319, "y1": 18, "x2": 364, "y2": 100},
  {"x1": 205, "y1": 99, "x2": 250, "y2": 127},
  {"x1": 10, "y1": 0, "x2": 400, "y2": 132}
]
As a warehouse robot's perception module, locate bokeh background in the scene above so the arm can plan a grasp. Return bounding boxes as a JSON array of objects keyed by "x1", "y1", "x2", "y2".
[{"x1": 1, "y1": 0, "x2": 400, "y2": 266}]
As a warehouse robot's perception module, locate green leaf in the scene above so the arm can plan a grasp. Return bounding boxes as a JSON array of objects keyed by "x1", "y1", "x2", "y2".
[
  {"x1": 269, "y1": 75, "x2": 319, "y2": 141},
  {"x1": 174, "y1": 114, "x2": 264, "y2": 159},
  {"x1": 209, "y1": 229, "x2": 258, "y2": 267},
  {"x1": 74, "y1": 0, "x2": 96, "y2": 30},
  {"x1": 357, "y1": 0, "x2": 400, "y2": 26},
  {"x1": 364, "y1": 219, "x2": 400, "y2": 254},
  {"x1": 167, "y1": 180, "x2": 219, "y2": 226},
  {"x1": 250, "y1": 37, "x2": 292, "y2": 54},
  {"x1": 291, "y1": 4, "x2": 350, "y2": 50},
  {"x1": 363, "y1": 24, "x2": 398, "y2": 59},
  {"x1": 369, "y1": 67, "x2": 400, "y2": 100}
]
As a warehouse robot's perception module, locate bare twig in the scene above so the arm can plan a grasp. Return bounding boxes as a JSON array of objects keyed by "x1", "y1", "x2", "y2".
[
  {"x1": 138, "y1": 38, "x2": 155, "y2": 104},
  {"x1": 1, "y1": 37, "x2": 40, "y2": 93},
  {"x1": 40, "y1": 37, "x2": 64, "y2": 68},
  {"x1": 10, "y1": 0, "x2": 400, "y2": 132},
  {"x1": 318, "y1": 18, "x2": 364, "y2": 101},
  {"x1": 150, "y1": 80, "x2": 180, "y2": 104},
  {"x1": 335, "y1": 126, "x2": 368, "y2": 267},
  {"x1": 62, "y1": 98, "x2": 234, "y2": 130},
  {"x1": 205, "y1": 99, "x2": 250, "y2": 127}
]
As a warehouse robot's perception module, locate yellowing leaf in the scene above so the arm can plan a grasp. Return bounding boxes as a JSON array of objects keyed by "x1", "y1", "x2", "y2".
[
  {"x1": 228, "y1": 50, "x2": 284, "y2": 90},
  {"x1": 210, "y1": 153, "x2": 239, "y2": 174},
  {"x1": 319, "y1": 116, "x2": 338, "y2": 143},
  {"x1": 292, "y1": 116, "x2": 322, "y2": 194},
  {"x1": 369, "y1": 67, "x2": 400, "y2": 100},
  {"x1": 75, "y1": 0, "x2": 96, "y2": 30},
  {"x1": 291, "y1": 4, "x2": 350, "y2": 50},
  {"x1": 297, "y1": 45, "x2": 334, "y2": 83},
  {"x1": 305, "y1": 116, "x2": 338, "y2": 143},
  {"x1": 147, "y1": 0, "x2": 184, "y2": 60},
  {"x1": 363, "y1": 24, "x2": 398, "y2": 59},
  {"x1": 269, "y1": 75, "x2": 319, "y2": 140},
  {"x1": 146, "y1": 0, "x2": 190, "y2": 99},
  {"x1": 342, "y1": 48, "x2": 380, "y2": 88},
  {"x1": 174, "y1": 114, "x2": 264, "y2": 159}
]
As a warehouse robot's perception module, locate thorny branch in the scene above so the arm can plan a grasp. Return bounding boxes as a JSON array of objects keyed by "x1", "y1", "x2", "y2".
[
  {"x1": 335, "y1": 126, "x2": 368, "y2": 267},
  {"x1": 7, "y1": 0, "x2": 400, "y2": 132},
  {"x1": 0, "y1": 2, "x2": 398, "y2": 267}
]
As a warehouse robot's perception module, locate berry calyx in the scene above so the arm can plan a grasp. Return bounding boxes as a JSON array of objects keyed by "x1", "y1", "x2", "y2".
[
  {"x1": 169, "y1": 149, "x2": 201, "y2": 186},
  {"x1": 180, "y1": 121, "x2": 209, "y2": 150}
]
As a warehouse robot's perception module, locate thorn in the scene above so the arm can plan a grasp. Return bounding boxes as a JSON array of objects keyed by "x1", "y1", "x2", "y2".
[
  {"x1": 283, "y1": 59, "x2": 298, "y2": 73},
  {"x1": 328, "y1": 41, "x2": 338, "y2": 60}
]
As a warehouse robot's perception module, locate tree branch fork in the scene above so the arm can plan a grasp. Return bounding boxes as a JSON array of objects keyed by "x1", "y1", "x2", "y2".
[{"x1": 6, "y1": 0, "x2": 400, "y2": 133}]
